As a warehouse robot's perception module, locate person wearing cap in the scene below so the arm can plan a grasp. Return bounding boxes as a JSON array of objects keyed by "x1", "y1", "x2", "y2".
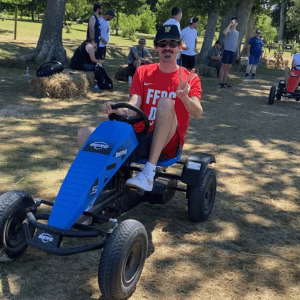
[
  {"x1": 78, "y1": 25, "x2": 202, "y2": 192},
  {"x1": 207, "y1": 40, "x2": 223, "y2": 77},
  {"x1": 98, "y1": 9, "x2": 115, "y2": 60},
  {"x1": 180, "y1": 17, "x2": 199, "y2": 71},
  {"x1": 218, "y1": 17, "x2": 239, "y2": 88},
  {"x1": 128, "y1": 37, "x2": 153, "y2": 72},
  {"x1": 86, "y1": 2, "x2": 103, "y2": 60},
  {"x1": 245, "y1": 29, "x2": 264, "y2": 79}
]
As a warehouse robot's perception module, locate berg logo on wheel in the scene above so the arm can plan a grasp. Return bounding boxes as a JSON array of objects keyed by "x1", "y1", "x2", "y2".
[
  {"x1": 83, "y1": 141, "x2": 114, "y2": 155},
  {"x1": 38, "y1": 233, "x2": 54, "y2": 243}
]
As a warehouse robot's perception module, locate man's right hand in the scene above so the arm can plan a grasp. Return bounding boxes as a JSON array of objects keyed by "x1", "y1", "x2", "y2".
[{"x1": 104, "y1": 102, "x2": 127, "y2": 117}]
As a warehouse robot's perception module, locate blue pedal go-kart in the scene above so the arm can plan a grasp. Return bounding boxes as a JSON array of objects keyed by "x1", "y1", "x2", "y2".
[{"x1": 0, "y1": 103, "x2": 216, "y2": 300}]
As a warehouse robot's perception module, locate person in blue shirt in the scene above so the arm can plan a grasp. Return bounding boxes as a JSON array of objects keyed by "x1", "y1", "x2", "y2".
[{"x1": 244, "y1": 29, "x2": 263, "y2": 79}]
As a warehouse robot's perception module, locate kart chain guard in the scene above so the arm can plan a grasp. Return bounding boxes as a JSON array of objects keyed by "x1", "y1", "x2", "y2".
[{"x1": 48, "y1": 121, "x2": 138, "y2": 230}]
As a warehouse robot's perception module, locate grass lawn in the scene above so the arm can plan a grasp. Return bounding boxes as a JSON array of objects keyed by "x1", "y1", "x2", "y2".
[{"x1": 0, "y1": 19, "x2": 299, "y2": 300}]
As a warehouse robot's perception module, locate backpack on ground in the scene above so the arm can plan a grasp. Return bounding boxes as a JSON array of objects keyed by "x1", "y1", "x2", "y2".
[
  {"x1": 115, "y1": 65, "x2": 136, "y2": 82},
  {"x1": 95, "y1": 65, "x2": 113, "y2": 90}
]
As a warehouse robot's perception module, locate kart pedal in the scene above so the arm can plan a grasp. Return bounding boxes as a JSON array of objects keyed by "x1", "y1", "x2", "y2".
[{"x1": 127, "y1": 186, "x2": 145, "y2": 196}]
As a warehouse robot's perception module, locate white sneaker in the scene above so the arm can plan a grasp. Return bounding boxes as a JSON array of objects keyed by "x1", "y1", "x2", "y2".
[{"x1": 126, "y1": 169, "x2": 154, "y2": 191}]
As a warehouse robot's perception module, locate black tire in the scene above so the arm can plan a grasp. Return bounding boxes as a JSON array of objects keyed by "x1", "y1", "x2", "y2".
[
  {"x1": 98, "y1": 219, "x2": 148, "y2": 300},
  {"x1": 188, "y1": 168, "x2": 216, "y2": 222},
  {"x1": 268, "y1": 86, "x2": 276, "y2": 105},
  {"x1": 0, "y1": 190, "x2": 35, "y2": 259}
]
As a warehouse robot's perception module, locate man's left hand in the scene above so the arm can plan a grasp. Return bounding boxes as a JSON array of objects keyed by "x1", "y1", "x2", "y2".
[{"x1": 176, "y1": 68, "x2": 195, "y2": 101}]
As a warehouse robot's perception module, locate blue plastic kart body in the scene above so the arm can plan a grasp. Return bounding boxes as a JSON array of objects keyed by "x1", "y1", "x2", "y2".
[{"x1": 47, "y1": 121, "x2": 138, "y2": 231}]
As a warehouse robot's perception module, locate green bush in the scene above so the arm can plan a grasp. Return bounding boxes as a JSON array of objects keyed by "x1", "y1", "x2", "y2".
[
  {"x1": 119, "y1": 13, "x2": 141, "y2": 41},
  {"x1": 139, "y1": 8, "x2": 156, "y2": 34}
]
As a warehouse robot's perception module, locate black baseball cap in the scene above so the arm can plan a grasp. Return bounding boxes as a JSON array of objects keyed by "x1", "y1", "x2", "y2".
[
  {"x1": 256, "y1": 29, "x2": 261, "y2": 34},
  {"x1": 106, "y1": 9, "x2": 115, "y2": 17},
  {"x1": 155, "y1": 25, "x2": 181, "y2": 42},
  {"x1": 216, "y1": 40, "x2": 223, "y2": 45}
]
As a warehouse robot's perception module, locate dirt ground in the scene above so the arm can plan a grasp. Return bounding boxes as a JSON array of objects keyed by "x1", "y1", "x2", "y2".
[{"x1": 0, "y1": 45, "x2": 300, "y2": 299}]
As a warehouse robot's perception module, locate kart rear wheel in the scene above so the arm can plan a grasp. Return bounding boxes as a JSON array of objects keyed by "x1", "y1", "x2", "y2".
[
  {"x1": 268, "y1": 86, "x2": 276, "y2": 105},
  {"x1": 0, "y1": 191, "x2": 35, "y2": 260},
  {"x1": 98, "y1": 219, "x2": 148, "y2": 300},
  {"x1": 188, "y1": 168, "x2": 216, "y2": 222}
]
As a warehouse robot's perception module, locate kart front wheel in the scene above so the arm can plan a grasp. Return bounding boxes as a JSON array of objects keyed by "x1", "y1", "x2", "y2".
[
  {"x1": 188, "y1": 168, "x2": 216, "y2": 222},
  {"x1": 268, "y1": 86, "x2": 276, "y2": 105},
  {"x1": 98, "y1": 219, "x2": 148, "y2": 300},
  {"x1": 0, "y1": 190, "x2": 35, "y2": 260},
  {"x1": 276, "y1": 91, "x2": 282, "y2": 100}
]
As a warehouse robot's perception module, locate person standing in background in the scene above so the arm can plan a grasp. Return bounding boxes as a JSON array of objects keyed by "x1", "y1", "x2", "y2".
[
  {"x1": 218, "y1": 17, "x2": 239, "y2": 88},
  {"x1": 244, "y1": 29, "x2": 263, "y2": 80},
  {"x1": 164, "y1": 7, "x2": 183, "y2": 65},
  {"x1": 164, "y1": 7, "x2": 182, "y2": 32},
  {"x1": 181, "y1": 17, "x2": 199, "y2": 71},
  {"x1": 98, "y1": 9, "x2": 115, "y2": 61},
  {"x1": 86, "y1": 3, "x2": 103, "y2": 59}
]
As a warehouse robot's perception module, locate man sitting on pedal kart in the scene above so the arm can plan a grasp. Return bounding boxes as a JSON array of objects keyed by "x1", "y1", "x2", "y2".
[
  {"x1": 78, "y1": 24, "x2": 203, "y2": 192},
  {"x1": 284, "y1": 52, "x2": 300, "y2": 83}
]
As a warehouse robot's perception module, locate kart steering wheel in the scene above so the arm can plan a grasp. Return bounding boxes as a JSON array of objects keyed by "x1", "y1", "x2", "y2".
[{"x1": 109, "y1": 103, "x2": 150, "y2": 135}]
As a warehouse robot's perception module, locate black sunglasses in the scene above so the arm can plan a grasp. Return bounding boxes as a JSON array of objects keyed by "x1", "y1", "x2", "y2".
[{"x1": 157, "y1": 40, "x2": 179, "y2": 48}]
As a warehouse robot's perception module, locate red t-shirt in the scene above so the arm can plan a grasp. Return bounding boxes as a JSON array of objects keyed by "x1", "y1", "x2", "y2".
[{"x1": 130, "y1": 63, "x2": 202, "y2": 147}]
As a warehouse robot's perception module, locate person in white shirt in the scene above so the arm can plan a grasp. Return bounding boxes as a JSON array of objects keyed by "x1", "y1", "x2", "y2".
[
  {"x1": 164, "y1": 7, "x2": 182, "y2": 65},
  {"x1": 284, "y1": 52, "x2": 300, "y2": 82},
  {"x1": 98, "y1": 9, "x2": 115, "y2": 61},
  {"x1": 181, "y1": 17, "x2": 199, "y2": 70},
  {"x1": 163, "y1": 7, "x2": 182, "y2": 33}
]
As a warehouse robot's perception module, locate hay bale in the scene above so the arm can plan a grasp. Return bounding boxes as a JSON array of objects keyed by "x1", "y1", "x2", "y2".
[
  {"x1": 196, "y1": 64, "x2": 218, "y2": 78},
  {"x1": 30, "y1": 71, "x2": 90, "y2": 99}
]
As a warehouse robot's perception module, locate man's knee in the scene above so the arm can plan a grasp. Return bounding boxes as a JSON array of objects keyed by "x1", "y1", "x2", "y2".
[
  {"x1": 156, "y1": 98, "x2": 176, "y2": 119},
  {"x1": 78, "y1": 127, "x2": 95, "y2": 149}
]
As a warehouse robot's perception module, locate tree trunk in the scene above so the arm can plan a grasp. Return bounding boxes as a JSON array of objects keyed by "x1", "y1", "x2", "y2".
[
  {"x1": 218, "y1": 0, "x2": 255, "y2": 53},
  {"x1": 21, "y1": 0, "x2": 68, "y2": 66},
  {"x1": 278, "y1": 0, "x2": 285, "y2": 42},
  {"x1": 197, "y1": 10, "x2": 219, "y2": 64},
  {"x1": 116, "y1": 11, "x2": 119, "y2": 36},
  {"x1": 241, "y1": 15, "x2": 255, "y2": 55}
]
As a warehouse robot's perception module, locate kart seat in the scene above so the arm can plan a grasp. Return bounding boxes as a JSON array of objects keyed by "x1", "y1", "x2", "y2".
[
  {"x1": 287, "y1": 69, "x2": 300, "y2": 93},
  {"x1": 135, "y1": 151, "x2": 182, "y2": 167}
]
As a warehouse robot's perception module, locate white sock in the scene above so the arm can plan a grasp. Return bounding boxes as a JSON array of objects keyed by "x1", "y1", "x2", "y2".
[{"x1": 144, "y1": 162, "x2": 156, "y2": 179}]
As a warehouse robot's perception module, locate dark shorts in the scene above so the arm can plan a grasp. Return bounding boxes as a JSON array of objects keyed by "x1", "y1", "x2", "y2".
[
  {"x1": 181, "y1": 54, "x2": 195, "y2": 70},
  {"x1": 248, "y1": 54, "x2": 260, "y2": 65},
  {"x1": 96, "y1": 47, "x2": 106, "y2": 60},
  {"x1": 222, "y1": 50, "x2": 236, "y2": 65},
  {"x1": 129, "y1": 128, "x2": 181, "y2": 163}
]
